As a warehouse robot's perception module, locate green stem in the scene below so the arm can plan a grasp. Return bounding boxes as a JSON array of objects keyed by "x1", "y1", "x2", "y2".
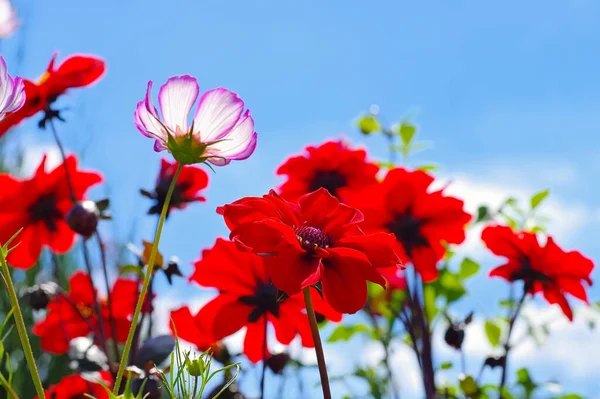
[
  {"x1": 303, "y1": 287, "x2": 331, "y2": 399},
  {"x1": 113, "y1": 163, "x2": 183, "y2": 392},
  {"x1": 0, "y1": 246, "x2": 46, "y2": 398}
]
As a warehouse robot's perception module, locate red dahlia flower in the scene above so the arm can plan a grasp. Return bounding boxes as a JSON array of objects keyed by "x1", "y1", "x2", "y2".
[
  {"x1": 218, "y1": 188, "x2": 401, "y2": 314},
  {"x1": 0, "y1": 53, "x2": 105, "y2": 136},
  {"x1": 276, "y1": 140, "x2": 379, "y2": 201},
  {"x1": 140, "y1": 158, "x2": 209, "y2": 217},
  {"x1": 33, "y1": 271, "x2": 138, "y2": 354},
  {"x1": 348, "y1": 168, "x2": 471, "y2": 282},
  {"x1": 36, "y1": 371, "x2": 112, "y2": 399},
  {"x1": 171, "y1": 238, "x2": 341, "y2": 363},
  {"x1": 0, "y1": 155, "x2": 102, "y2": 268},
  {"x1": 482, "y1": 225, "x2": 594, "y2": 320}
]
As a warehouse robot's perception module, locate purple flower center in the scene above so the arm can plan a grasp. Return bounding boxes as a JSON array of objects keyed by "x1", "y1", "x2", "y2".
[{"x1": 295, "y1": 225, "x2": 332, "y2": 253}]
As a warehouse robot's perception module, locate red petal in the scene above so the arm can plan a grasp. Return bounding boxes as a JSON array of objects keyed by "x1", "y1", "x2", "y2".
[
  {"x1": 230, "y1": 219, "x2": 298, "y2": 254},
  {"x1": 196, "y1": 295, "x2": 251, "y2": 340},
  {"x1": 489, "y1": 260, "x2": 521, "y2": 281},
  {"x1": 170, "y1": 307, "x2": 214, "y2": 351},
  {"x1": 481, "y1": 225, "x2": 539, "y2": 260},
  {"x1": 542, "y1": 284, "x2": 573, "y2": 321},
  {"x1": 338, "y1": 233, "x2": 401, "y2": 269},
  {"x1": 49, "y1": 54, "x2": 106, "y2": 96},
  {"x1": 243, "y1": 315, "x2": 268, "y2": 363},
  {"x1": 410, "y1": 246, "x2": 440, "y2": 282},
  {"x1": 264, "y1": 247, "x2": 321, "y2": 295}
]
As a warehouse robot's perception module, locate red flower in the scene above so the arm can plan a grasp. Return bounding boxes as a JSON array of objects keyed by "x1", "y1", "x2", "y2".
[
  {"x1": 348, "y1": 168, "x2": 471, "y2": 282},
  {"x1": 171, "y1": 238, "x2": 341, "y2": 363},
  {"x1": 482, "y1": 225, "x2": 594, "y2": 321},
  {"x1": 0, "y1": 155, "x2": 102, "y2": 268},
  {"x1": 141, "y1": 158, "x2": 209, "y2": 217},
  {"x1": 0, "y1": 53, "x2": 105, "y2": 136},
  {"x1": 36, "y1": 371, "x2": 112, "y2": 399},
  {"x1": 276, "y1": 140, "x2": 379, "y2": 202},
  {"x1": 218, "y1": 188, "x2": 401, "y2": 314},
  {"x1": 33, "y1": 271, "x2": 138, "y2": 354}
]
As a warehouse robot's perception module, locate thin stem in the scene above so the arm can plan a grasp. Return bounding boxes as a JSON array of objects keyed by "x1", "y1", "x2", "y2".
[
  {"x1": 366, "y1": 309, "x2": 399, "y2": 399},
  {"x1": 302, "y1": 287, "x2": 331, "y2": 399},
  {"x1": 113, "y1": 163, "x2": 183, "y2": 392},
  {"x1": 398, "y1": 308, "x2": 423, "y2": 370},
  {"x1": 414, "y1": 272, "x2": 436, "y2": 399},
  {"x1": 48, "y1": 117, "x2": 76, "y2": 202},
  {"x1": 499, "y1": 289, "x2": 527, "y2": 398},
  {"x1": 95, "y1": 229, "x2": 120, "y2": 362},
  {"x1": 0, "y1": 248, "x2": 46, "y2": 398},
  {"x1": 260, "y1": 314, "x2": 268, "y2": 399},
  {"x1": 146, "y1": 274, "x2": 155, "y2": 338}
]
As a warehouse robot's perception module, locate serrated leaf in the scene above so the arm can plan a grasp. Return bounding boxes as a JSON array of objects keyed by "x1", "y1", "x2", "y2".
[
  {"x1": 530, "y1": 189, "x2": 550, "y2": 210},
  {"x1": 327, "y1": 324, "x2": 371, "y2": 343},
  {"x1": 440, "y1": 361, "x2": 453, "y2": 370},
  {"x1": 484, "y1": 320, "x2": 501, "y2": 347},
  {"x1": 357, "y1": 115, "x2": 381, "y2": 135},
  {"x1": 398, "y1": 122, "x2": 416, "y2": 145},
  {"x1": 459, "y1": 258, "x2": 480, "y2": 279}
]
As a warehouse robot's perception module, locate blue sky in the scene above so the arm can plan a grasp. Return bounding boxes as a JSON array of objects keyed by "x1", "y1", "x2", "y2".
[{"x1": 2, "y1": 0, "x2": 600, "y2": 397}]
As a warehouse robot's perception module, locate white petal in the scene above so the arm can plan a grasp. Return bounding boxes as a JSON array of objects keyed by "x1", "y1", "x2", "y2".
[
  {"x1": 158, "y1": 75, "x2": 199, "y2": 135},
  {"x1": 192, "y1": 88, "x2": 243, "y2": 143},
  {"x1": 207, "y1": 110, "x2": 257, "y2": 161},
  {"x1": 134, "y1": 81, "x2": 169, "y2": 142}
]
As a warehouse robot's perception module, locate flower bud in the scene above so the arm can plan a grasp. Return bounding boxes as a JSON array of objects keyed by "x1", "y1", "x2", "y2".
[
  {"x1": 185, "y1": 357, "x2": 206, "y2": 377},
  {"x1": 22, "y1": 282, "x2": 58, "y2": 310},
  {"x1": 444, "y1": 324, "x2": 465, "y2": 350},
  {"x1": 66, "y1": 200, "x2": 100, "y2": 238}
]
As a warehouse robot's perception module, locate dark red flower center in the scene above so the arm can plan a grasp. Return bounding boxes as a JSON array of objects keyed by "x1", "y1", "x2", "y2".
[
  {"x1": 308, "y1": 170, "x2": 347, "y2": 198},
  {"x1": 386, "y1": 214, "x2": 428, "y2": 255},
  {"x1": 295, "y1": 225, "x2": 332, "y2": 253},
  {"x1": 238, "y1": 282, "x2": 280, "y2": 322},
  {"x1": 511, "y1": 258, "x2": 551, "y2": 289},
  {"x1": 28, "y1": 193, "x2": 63, "y2": 232},
  {"x1": 150, "y1": 178, "x2": 191, "y2": 216}
]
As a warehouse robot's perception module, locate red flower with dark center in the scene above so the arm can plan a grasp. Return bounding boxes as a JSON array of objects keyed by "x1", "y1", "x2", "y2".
[
  {"x1": 0, "y1": 155, "x2": 102, "y2": 269},
  {"x1": 347, "y1": 168, "x2": 471, "y2": 282},
  {"x1": 140, "y1": 158, "x2": 209, "y2": 217},
  {"x1": 276, "y1": 140, "x2": 379, "y2": 201},
  {"x1": 217, "y1": 188, "x2": 402, "y2": 314},
  {"x1": 482, "y1": 225, "x2": 594, "y2": 321},
  {"x1": 36, "y1": 371, "x2": 112, "y2": 399},
  {"x1": 33, "y1": 271, "x2": 139, "y2": 354},
  {"x1": 171, "y1": 238, "x2": 341, "y2": 363},
  {"x1": 0, "y1": 53, "x2": 105, "y2": 137}
]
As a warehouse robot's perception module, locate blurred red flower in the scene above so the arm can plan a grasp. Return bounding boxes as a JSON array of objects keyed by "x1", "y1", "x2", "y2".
[
  {"x1": 0, "y1": 155, "x2": 102, "y2": 268},
  {"x1": 33, "y1": 271, "x2": 138, "y2": 354},
  {"x1": 482, "y1": 225, "x2": 594, "y2": 321},
  {"x1": 36, "y1": 371, "x2": 112, "y2": 399},
  {"x1": 348, "y1": 168, "x2": 471, "y2": 282},
  {"x1": 171, "y1": 238, "x2": 341, "y2": 363},
  {"x1": 0, "y1": 53, "x2": 105, "y2": 136},
  {"x1": 276, "y1": 140, "x2": 379, "y2": 202},
  {"x1": 218, "y1": 188, "x2": 401, "y2": 314},
  {"x1": 140, "y1": 158, "x2": 209, "y2": 217}
]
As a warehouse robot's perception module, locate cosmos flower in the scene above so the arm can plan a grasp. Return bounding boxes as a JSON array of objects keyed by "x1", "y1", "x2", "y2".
[
  {"x1": 0, "y1": 155, "x2": 102, "y2": 268},
  {"x1": 218, "y1": 188, "x2": 402, "y2": 314},
  {"x1": 0, "y1": 53, "x2": 105, "y2": 136},
  {"x1": 482, "y1": 225, "x2": 594, "y2": 321},
  {"x1": 348, "y1": 168, "x2": 471, "y2": 282},
  {"x1": 0, "y1": 55, "x2": 24, "y2": 121},
  {"x1": 276, "y1": 139, "x2": 379, "y2": 201},
  {"x1": 134, "y1": 75, "x2": 257, "y2": 166}
]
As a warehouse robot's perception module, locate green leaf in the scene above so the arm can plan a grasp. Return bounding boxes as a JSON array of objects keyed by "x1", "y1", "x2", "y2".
[
  {"x1": 499, "y1": 299, "x2": 514, "y2": 308},
  {"x1": 416, "y1": 164, "x2": 439, "y2": 172},
  {"x1": 357, "y1": 115, "x2": 381, "y2": 135},
  {"x1": 516, "y1": 367, "x2": 538, "y2": 396},
  {"x1": 530, "y1": 189, "x2": 550, "y2": 210},
  {"x1": 398, "y1": 122, "x2": 416, "y2": 145},
  {"x1": 484, "y1": 320, "x2": 502, "y2": 347},
  {"x1": 459, "y1": 258, "x2": 480, "y2": 279},
  {"x1": 440, "y1": 361, "x2": 453, "y2": 370},
  {"x1": 459, "y1": 375, "x2": 478, "y2": 397},
  {"x1": 327, "y1": 324, "x2": 371, "y2": 343},
  {"x1": 476, "y1": 206, "x2": 491, "y2": 223},
  {"x1": 499, "y1": 387, "x2": 517, "y2": 399},
  {"x1": 438, "y1": 270, "x2": 467, "y2": 303},
  {"x1": 119, "y1": 264, "x2": 144, "y2": 276},
  {"x1": 424, "y1": 285, "x2": 438, "y2": 321},
  {"x1": 554, "y1": 395, "x2": 584, "y2": 399}
]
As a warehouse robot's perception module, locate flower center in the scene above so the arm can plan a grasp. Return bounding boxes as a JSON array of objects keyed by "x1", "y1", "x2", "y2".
[
  {"x1": 386, "y1": 214, "x2": 427, "y2": 255},
  {"x1": 153, "y1": 177, "x2": 189, "y2": 216},
  {"x1": 238, "y1": 282, "x2": 280, "y2": 322},
  {"x1": 28, "y1": 193, "x2": 63, "y2": 232},
  {"x1": 308, "y1": 170, "x2": 347, "y2": 198},
  {"x1": 76, "y1": 302, "x2": 94, "y2": 318},
  {"x1": 511, "y1": 257, "x2": 551, "y2": 289},
  {"x1": 295, "y1": 225, "x2": 332, "y2": 253}
]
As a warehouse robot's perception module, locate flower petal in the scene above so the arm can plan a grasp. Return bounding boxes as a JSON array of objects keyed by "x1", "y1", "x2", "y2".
[
  {"x1": 206, "y1": 110, "x2": 257, "y2": 161},
  {"x1": 158, "y1": 75, "x2": 199, "y2": 134},
  {"x1": 263, "y1": 247, "x2": 321, "y2": 295},
  {"x1": 134, "y1": 81, "x2": 169, "y2": 144},
  {"x1": 192, "y1": 88, "x2": 244, "y2": 142}
]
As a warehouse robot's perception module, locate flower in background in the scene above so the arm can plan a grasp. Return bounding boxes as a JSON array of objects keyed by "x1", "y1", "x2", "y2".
[
  {"x1": 348, "y1": 168, "x2": 471, "y2": 282},
  {"x1": 0, "y1": 0, "x2": 18, "y2": 39},
  {"x1": 134, "y1": 75, "x2": 257, "y2": 166},
  {"x1": 482, "y1": 225, "x2": 594, "y2": 321},
  {"x1": 35, "y1": 371, "x2": 112, "y2": 399},
  {"x1": 218, "y1": 188, "x2": 401, "y2": 314},
  {"x1": 172, "y1": 238, "x2": 341, "y2": 363},
  {"x1": 140, "y1": 158, "x2": 209, "y2": 217},
  {"x1": 276, "y1": 140, "x2": 379, "y2": 202},
  {"x1": 33, "y1": 271, "x2": 138, "y2": 354},
  {"x1": 0, "y1": 53, "x2": 105, "y2": 136},
  {"x1": 0, "y1": 55, "x2": 24, "y2": 120},
  {"x1": 0, "y1": 155, "x2": 102, "y2": 268}
]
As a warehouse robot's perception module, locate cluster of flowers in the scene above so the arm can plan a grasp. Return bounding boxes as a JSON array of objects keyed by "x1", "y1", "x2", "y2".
[{"x1": 0, "y1": 45, "x2": 594, "y2": 398}]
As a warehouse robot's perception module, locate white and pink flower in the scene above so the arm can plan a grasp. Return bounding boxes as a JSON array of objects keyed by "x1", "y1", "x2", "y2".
[
  {"x1": 134, "y1": 75, "x2": 257, "y2": 166},
  {"x1": 0, "y1": 55, "x2": 24, "y2": 121}
]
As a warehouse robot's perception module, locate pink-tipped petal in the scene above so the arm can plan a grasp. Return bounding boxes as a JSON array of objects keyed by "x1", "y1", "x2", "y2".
[
  {"x1": 206, "y1": 110, "x2": 257, "y2": 162},
  {"x1": 0, "y1": 56, "x2": 24, "y2": 120},
  {"x1": 134, "y1": 81, "x2": 168, "y2": 143},
  {"x1": 153, "y1": 139, "x2": 167, "y2": 152},
  {"x1": 192, "y1": 88, "x2": 244, "y2": 142},
  {"x1": 158, "y1": 75, "x2": 199, "y2": 135}
]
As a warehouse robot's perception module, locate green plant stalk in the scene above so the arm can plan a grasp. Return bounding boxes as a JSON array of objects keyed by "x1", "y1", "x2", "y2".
[
  {"x1": 0, "y1": 248, "x2": 46, "y2": 398},
  {"x1": 113, "y1": 163, "x2": 183, "y2": 392},
  {"x1": 303, "y1": 287, "x2": 331, "y2": 399}
]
